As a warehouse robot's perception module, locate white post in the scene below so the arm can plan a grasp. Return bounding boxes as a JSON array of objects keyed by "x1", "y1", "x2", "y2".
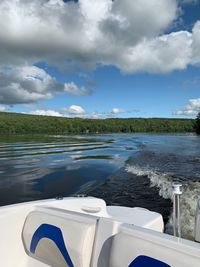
[
  {"x1": 173, "y1": 183, "x2": 182, "y2": 238},
  {"x1": 195, "y1": 199, "x2": 200, "y2": 242}
]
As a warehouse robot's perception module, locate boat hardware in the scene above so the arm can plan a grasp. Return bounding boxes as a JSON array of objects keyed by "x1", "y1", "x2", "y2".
[
  {"x1": 195, "y1": 199, "x2": 200, "y2": 242},
  {"x1": 173, "y1": 183, "x2": 182, "y2": 238}
]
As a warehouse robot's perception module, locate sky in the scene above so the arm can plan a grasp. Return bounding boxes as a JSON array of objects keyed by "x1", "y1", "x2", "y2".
[{"x1": 0, "y1": 0, "x2": 200, "y2": 119}]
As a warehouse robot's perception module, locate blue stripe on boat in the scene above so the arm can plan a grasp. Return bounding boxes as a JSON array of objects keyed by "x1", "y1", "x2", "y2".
[
  {"x1": 30, "y1": 224, "x2": 74, "y2": 267},
  {"x1": 129, "y1": 255, "x2": 171, "y2": 267}
]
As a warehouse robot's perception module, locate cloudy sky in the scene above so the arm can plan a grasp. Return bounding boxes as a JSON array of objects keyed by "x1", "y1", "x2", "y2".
[{"x1": 0, "y1": 0, "x2": 200, "y2": 118}]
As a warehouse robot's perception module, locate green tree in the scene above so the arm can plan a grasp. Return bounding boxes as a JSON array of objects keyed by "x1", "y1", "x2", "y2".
[
  {"x1": 0, "y1": 112, "x2": 196, "y2": 135},
  {"x1": 195, "y1": 112, "x2": 200, "y2": 135}
]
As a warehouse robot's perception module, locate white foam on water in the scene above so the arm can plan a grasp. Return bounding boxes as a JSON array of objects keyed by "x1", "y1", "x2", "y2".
[{"x1": 125, "y1": 164, "x2": 200, "y2": 240}]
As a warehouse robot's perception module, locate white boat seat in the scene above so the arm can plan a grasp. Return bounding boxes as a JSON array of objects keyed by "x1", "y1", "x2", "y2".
[
  {"x1": 109, "y1": 224, "x2": 200, "y2": 267},
  {"x1": 22, "y1": 207, "x2": 97, "y2": 267}
]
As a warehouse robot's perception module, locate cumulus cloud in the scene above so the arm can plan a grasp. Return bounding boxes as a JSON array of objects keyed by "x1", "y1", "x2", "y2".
[
  {"x1": 86, "y1": 107, "x2": 139, "y2": 119},
  {"x1": 1, "y1": 0, "x2": 176, "y2": 67},
  {"x1": 0, "y1": 105, "x2": 6, "y2": 112},
  {"x1": 0, "y1": 0, "x2": 185, "y2": 74},
  {"x1": 20, "y1": 105, "x2": 140, "y2": 118},
  {"x1": 23, "y1": 106, "x2": 86, "y2": 117},
  {"x1": 0, "y1": 0, "x2": 200, "y2": 106},
  {"x1": 0, "y1": 66, "x2": 90, "y2": 104},
  {"x1": 100, "y1": 0, "x2": 177, "y2": 46},
  {"x1": 61, "y1": 105, "x2": 86, "y2": 115},
  {"x1": 0, "y1": 66, "x2": 52, "y2": 104},
  {"x1": 191, "y1": 21, "x2": 200, "y2": 65},
  {"x1": 64, "y1": 82, "x2": 91, "y2": 96},
  {"x1": 28, "y1": 109, "x2": 63, "y2": 117},
  {"x1": 117, "y1": 31, "x2": 193, "y2": 73},
  {"x1": 111, "y1": 108, "x2": 125, "y2": 114},
  {"x1": 173, "y1": 98, "x2": 200, "y2": 115}
]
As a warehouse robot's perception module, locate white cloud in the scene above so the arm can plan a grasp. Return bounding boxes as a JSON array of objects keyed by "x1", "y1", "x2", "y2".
[
  {"x1": 173, "y1": 98, "x2": 200, "y2": 115},
  {"x1": 83, "y1": 107, "x2": 139, "y2": 119},
  {"x1": 191, "y1": 21, "x2": 200, "y2": 65},
  {"x1": 0, "y1": 105, "x2": 6, "y2": 112},
  {"x1": 64, "y1": 82, "x2": 91, "y2": 96},
  {"x1": 28, "y1": 109, "x2": 63, "y2": 117},
  {"x1": 62, "y1": 105, "x2": 86, "y2": 115},
  {"x1": 0, "y1": 66, "x2": 52, "y2": 104},
  {"x1": 117, "y1": 31, "x2": 193, "y2": 74},
  {"x1": 111, "y1": 108, "x2": 125, "y2": 114},
  {"x1": 100, "y1": 0, "x2": 177, "y2": 46},
  {"x1": 18, "y1": 105, "x2": 139, "y2": 118},
  {"x1": 0, "y1": 0, "x2": 200, "y2": 107},
  {"x1": 23, "y1": 106, "x2": 86, "y2": 117},
  {"x1": 0, "y1": 66, "x2": 90, "y2": 104},
  {"x1": 0, "y1": 0, "x2": 183, "y2": 74}
]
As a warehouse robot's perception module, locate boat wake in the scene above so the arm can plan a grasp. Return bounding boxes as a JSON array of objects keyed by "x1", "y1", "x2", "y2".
[{"x1": 125, "y1": 151, "x2": 200, "y2": 240}]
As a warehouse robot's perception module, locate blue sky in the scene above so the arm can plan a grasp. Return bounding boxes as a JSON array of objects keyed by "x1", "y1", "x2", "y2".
[{"x1": 0, "y1": 0, "x2": 200, "y2": 118}]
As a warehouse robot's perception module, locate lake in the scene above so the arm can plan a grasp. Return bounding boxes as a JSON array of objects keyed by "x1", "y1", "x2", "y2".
[{"x1": 0, "y1": 133, "x2": 200, "y2": 239}]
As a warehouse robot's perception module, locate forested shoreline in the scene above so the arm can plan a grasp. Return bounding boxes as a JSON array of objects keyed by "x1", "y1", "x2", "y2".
[{"x1": 0, "y1": 112, "x2": 195, "y2": 134}]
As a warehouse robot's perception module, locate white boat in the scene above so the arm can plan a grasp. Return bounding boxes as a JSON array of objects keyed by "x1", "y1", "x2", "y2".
[{"x1": 0, "y1": 195, "x2": 200, "y2": 267}]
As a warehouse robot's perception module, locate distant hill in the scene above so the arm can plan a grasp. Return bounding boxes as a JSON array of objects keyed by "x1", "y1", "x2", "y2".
[{"x1": 0, "y1": 112, "x2": 195, "y2": 135}]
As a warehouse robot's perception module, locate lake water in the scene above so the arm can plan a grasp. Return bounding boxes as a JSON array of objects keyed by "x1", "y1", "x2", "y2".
[{"x1": 0, "y1": 133, "x2": 200, "y2": 239}]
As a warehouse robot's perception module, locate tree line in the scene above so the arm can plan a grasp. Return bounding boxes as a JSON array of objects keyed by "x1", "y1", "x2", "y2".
[
  {"x1": 195, "y1": 113, "x2": 200, "y2": 134},
  {"x1": 0, "y1": 112, "x2": 196, "y2": 135}
]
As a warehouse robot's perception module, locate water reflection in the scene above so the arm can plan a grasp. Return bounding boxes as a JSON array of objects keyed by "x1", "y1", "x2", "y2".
[{"x1": 0, "y1": 134, "x2": 135, "y2": 205}]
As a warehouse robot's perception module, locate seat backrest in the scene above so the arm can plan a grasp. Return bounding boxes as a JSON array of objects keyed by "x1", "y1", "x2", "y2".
[
  {"x1": 22, "y1": 207, "x2": 97, "y2": 267},
  {"x1": 109, "y1": 224, "x2": 200, "y2": 267}
]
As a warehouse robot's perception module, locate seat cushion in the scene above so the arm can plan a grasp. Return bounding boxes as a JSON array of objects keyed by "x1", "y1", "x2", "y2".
[{"x1": 22, "y1": 208, "x2": 97, "y2": 267}]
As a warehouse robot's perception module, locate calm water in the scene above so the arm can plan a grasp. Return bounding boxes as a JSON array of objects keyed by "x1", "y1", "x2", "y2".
[{"x1": 0, "y1": 133, "x2": 200, "y2": 239}]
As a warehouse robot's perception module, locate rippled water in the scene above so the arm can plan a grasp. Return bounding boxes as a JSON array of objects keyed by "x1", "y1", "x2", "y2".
[
  {"x1": 0, "y1": 134, "x2": 133, "y2": 205},
  {"x1": 0, "y1": 133, "x2": 200, "y2": 240}
]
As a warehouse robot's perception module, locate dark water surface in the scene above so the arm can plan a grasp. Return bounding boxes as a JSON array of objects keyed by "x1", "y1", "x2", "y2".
[{"x1": 0, "y1": 133, "x2": 200, "y2": 239}]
